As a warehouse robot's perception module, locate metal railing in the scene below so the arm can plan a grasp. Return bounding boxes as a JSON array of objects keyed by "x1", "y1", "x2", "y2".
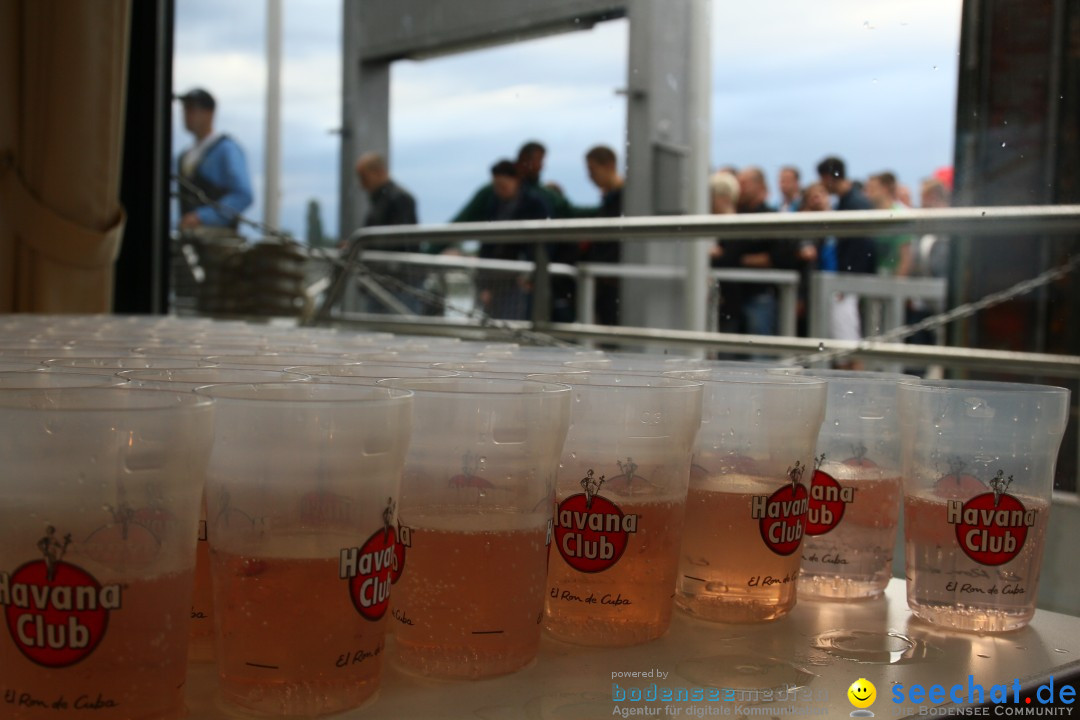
[
  {"x1": 313, "y1": 206, "x2": 1080, "y2": 373},
  {"x1": 318, "y1": 205, "x2": 1080, "y2": 330},
  {"x1": 321, "y1": 251, "x2": 958, "y2": 348},
  {"x1": 331, "y1": 205, "x2": 1080, "y2": 245},
  {"x1": 808, "y1": 272, "x2": 948, "y2": 341},
  {"x1": 336, "y1": 250, "x2": 802, "y2": 335},
  {"x1": 575, "y1": 263, "x2": 800, "y2": 335}
]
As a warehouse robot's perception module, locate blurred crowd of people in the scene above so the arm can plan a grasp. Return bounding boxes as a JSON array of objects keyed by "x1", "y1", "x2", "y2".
[
  {"x1": 356, "y1": 140, "x2": 625, "y2": 325},
  {"x1": 708, "y1": 157, "x2": 953, "y2": 344},
  {"x1": 170, "y1": 90, "x2": 952, "y2": 341},
  {"x1": 174, "y1": 87, "x2": 954, "y2": 345},
  {"x1": 351, "y1": 140, "x2": 953, "y2": 345}
]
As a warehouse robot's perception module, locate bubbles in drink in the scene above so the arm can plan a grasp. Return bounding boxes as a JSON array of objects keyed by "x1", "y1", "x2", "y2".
[
  {"x1": 676, "y1": 473, "x2": 805, "y2": 623},
  {"x1": 547, "y1": 486, "x2": 686, "y2": 646},
  {"x1": 904, "y1": 490, "x2": 1050, "y2": 632},
  {"x1": 392, "y1": 509, "x2": 549, "y2": 679},
  {"x1": 798, "y1": 459, "x2": 901, "y2": 600},
  {"x1": 211, "y1": 532, "x2": 386, "y2": 716}
]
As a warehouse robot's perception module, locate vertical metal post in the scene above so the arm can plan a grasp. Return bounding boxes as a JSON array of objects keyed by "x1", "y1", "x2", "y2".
[
  {"x1": 339, "y1": 0, "x2": 363, "y2": 239},
  {"x1": 531, "y1": 244, "x2": 552, "y2": 327},
  {"x1": 808, "y1": 272, "x2": 828, "y2": 341},
  {"x1": 264, "y1": 0, "x2": 282, "y2": 229},
  {"x1": 778, "y1": 282, "x2": 797, "y2": 337},
  {"x1": 707, "y1": 278, "x2": 720, "y2": 333},
  {"x1": 684, "y1": 0, "x2": 711, "y2": 344},
  {"x1": 622, "y1": 0, "x2": 697, "y2": 332},
  {"x1": 885, "y1": 295, "x2": 904, "y2": 334},
  {"x1": 1034, "y1": 0, "x2": 1067, "y2": 358},
  {"x1": 577, "y1": 268, "x2": 596, "y2": 325}
]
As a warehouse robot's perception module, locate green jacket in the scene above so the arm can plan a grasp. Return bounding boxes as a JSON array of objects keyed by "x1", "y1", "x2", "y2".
[{"x1": 432, "y1": 181, "x2": 562, "y2": 254}]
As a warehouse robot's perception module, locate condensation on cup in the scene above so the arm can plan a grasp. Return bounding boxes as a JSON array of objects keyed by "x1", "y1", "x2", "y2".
[
  {"x1": 0, "y1": 388, "x2": 213, "y2": 720},
  {"x1": 669, "y1": 370, "x2": 826, "y2": 623},
  {"x1": 196, "y1": 382, "x2": 412, "y2": 716},
  {"x1": 783, "y1": 370, "x2": 913, "y2": 601},
  {"x1": 120, "y1": 367, "x2": 307, "y2": 663},
  {"x1": 898, "y1": 379, "x2": 1069, "y2": 632},
  {"x1": 379, "y1": 377, "x2": 571, "y2": 680},
  {"x1": 532, "y1": 372, "x2": 703, "y2": 646}
]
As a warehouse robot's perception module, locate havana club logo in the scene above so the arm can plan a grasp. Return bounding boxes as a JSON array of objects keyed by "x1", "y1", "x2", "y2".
[
  {"x1": 2, "y1": 527, "x2": 122, "y2": 668},
  {"x1": 553, "y1": 461, "x2": 641, "y2": 573},
  {"x1": 751, "y1": 461, "x2": 809, "y2": 556},
  {"x1": 947, "y1": 470, "x2": 1035, "y2": 566},
  {"x1": 339, "y1": 499, "x2": 408, "y2": 621}
]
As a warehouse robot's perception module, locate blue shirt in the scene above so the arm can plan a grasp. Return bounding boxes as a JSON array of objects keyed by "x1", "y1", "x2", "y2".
[
  {"x1": 821, "y1": 237, "x2": 839, "y2": 272},
  {"x1": 180, "y1": 136, "x2": 253, "y2": 227}
]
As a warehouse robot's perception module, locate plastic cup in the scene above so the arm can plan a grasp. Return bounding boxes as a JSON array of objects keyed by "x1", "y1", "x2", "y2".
[
  {"x1": 44, "y1": 357, "x2": 204, "y2": 372},
  {"x1": 0, "y1": 388, "x2": 213, "y2": 720},
  {"x1": 786, "y1": 370, "x2": 915, "y2": 601},
  {"x1": 132, "y1": 345, "x2": 260, "y2": 358},
  {"x1": 528, "y1": 372, "x2": 703, "y2": 646},
  {"x1": 433, "y1": 361, "x2": 591, "y2": 380},
  {"x1": 201, "y1": 353, "x2": 351, "y2": 369},
  {"x1": 566, "y1": 356, "x2": 790, "y2": 375},
  {"x1": 0, "y1": 360, "x2": 47, "y2": 371},
  {"x1": 286, "y1": 364, "x2": 460, "y2": 383},
  {"x1": 0, "y1": 371, "x2": 125, "y2": 388},
  {"x1": 667, "y1": 371, "x2": 826, "y2": 623},
  {"x1": 195, "y1": 383, "x2": 412, "y2": 716},
  {"x1": 897, "y1": 379, "x2": 1070, "y2": 632},
  {"x1": 501, "y1": 347, "x2": 604, "y2": 361},
  {"x1": 118, "y1": 368, "x2": 307, "y2": 662},
  {"x1": 377, "y1": 378, "x2": 571, "y2": 679},
  {"x1": 361, "y1": 351, "x2": 496, "y2": 366},
  {"x1": 119, "y1": 368, "x2": 303, "y2": 391}
]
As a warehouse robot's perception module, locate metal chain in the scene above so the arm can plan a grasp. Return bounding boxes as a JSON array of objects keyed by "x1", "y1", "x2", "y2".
[
  {"x1": 172, "y1": 174, "x2": 571, "y2": 347},
  {"x1": 794, "y1": 253, "x2": 1080, "y2": 366}
]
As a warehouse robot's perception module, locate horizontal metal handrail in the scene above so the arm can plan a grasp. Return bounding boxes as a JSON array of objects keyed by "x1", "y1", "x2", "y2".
[
  {"x1": 577, "y1": 263, "x2": 800, "y2": 285},
  {"x1": 321, "y1": 251, "x2": 943, "y2": 340},
  {"x1": 345, "y1": 249, "x2": 802, "y2": 287},
  {"x1": 355, "y1": 249, "x2": 578, "y2": 276},
  {"x1": 808, "y1": 272, "x2": 948, "y2": 351},
  {"x1": 811, "y1": 272, "x2": 946, "y2": 298},
  {"x1": 346, "y1": 205, "x2": 1080, "y2": 246},
  {"x1": 711, "y1": 268, "x2": 799, "y2": 285}
]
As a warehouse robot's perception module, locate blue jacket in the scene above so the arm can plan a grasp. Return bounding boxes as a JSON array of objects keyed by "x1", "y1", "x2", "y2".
[{"x1": 178, "y1": 135, "x2": 253, "y2": 227}]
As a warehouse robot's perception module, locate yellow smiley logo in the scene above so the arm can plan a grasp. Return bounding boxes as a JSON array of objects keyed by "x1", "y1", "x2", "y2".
[{"x1": 848, "y1": 678, "x2": 877, "y2": 709}]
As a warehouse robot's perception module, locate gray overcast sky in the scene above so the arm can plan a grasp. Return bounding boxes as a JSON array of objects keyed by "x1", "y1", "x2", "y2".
[{"x1": 173, "y1": 0, "x2": 962, "y2": 239}]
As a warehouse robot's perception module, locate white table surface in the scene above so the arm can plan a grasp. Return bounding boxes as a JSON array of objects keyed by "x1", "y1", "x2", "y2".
[{"x1": 185, "y1": 579, "x2": 1080, "y2": 718}]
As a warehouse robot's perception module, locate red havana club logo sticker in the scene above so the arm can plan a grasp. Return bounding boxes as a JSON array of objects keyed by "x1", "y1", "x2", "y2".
[
  {"x1": 751, "y1": 461, "x2": 809, "y2": 556},
  {"x1": 339, "y1": 499, "x2": 404, "y2": 621},
  {"x1": 806, "y1": 453, "x2": 857, "y2": 536},
  {"x1": 2, "y1": 527, "x2": 122, "y2": 668},
  {"x1": 554, "y1": 463, "x2": 640, "y2": 573},
  {"x1": 947, "y1": 471, "x2": 1035, "y2": 566}
]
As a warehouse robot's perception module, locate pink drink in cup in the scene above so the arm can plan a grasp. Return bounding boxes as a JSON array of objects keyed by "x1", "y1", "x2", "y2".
[{"x1": 898, "y1": 379, "x2": 1069, "y2": 632}]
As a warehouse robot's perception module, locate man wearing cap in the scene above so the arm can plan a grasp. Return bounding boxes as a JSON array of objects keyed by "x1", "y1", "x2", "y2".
[{"x1": 175, "y1": 88, "x2": 253, "y2": 230}]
